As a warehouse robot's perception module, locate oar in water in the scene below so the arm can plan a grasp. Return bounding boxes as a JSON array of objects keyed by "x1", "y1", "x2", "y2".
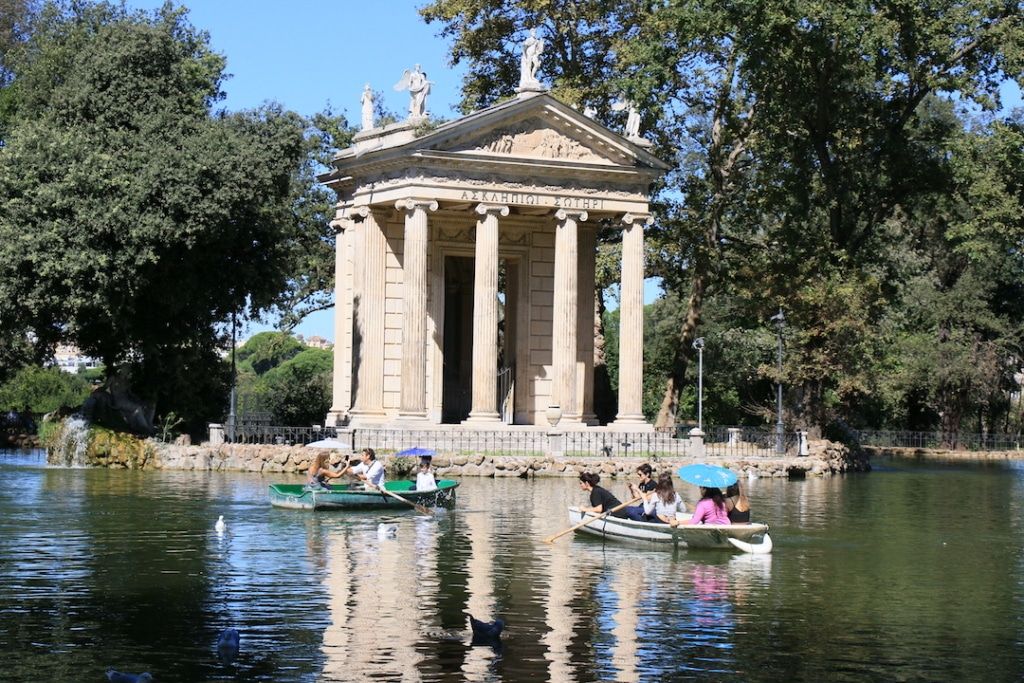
[
  {"x1": 543, "y1": 496, "x2": 642, "y2": 544},
  {"x1": 365, "y1": 480, "x2": 433, "y2": 515}
]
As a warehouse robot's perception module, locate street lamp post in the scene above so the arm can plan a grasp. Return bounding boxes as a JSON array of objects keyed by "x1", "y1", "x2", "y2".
[
  {"x1": 692, "y1": 337, "x2": 705, "y2": 433},
  {"x1": 228, "y1": 309, "x2": 237, "y2": 443},
  {"x1": 770, "y1": 308, "x2": 785, "y2": 454}
]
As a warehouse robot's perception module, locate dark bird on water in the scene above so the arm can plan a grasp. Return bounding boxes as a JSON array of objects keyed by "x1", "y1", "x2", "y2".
[
  {"x1": 216, "y1": 627, "x2": 241, "y2": 664},
  {"x1": 106, "y1": 671, "x2": 154, "y2": 683},
  {"x1": 469, "y1": 615, "x2": 504, "y2": 644}
]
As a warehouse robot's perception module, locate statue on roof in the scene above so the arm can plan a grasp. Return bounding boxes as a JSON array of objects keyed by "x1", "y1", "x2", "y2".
[
  {"x1": 517, "y1": 28, "x2": 545, "y2": 92},
  {"x1": 612, "y1": 98, "x2": 642, "y2": 140},
  {"x1": 360, "y1": 84, "x2": 375, "y2": 131},
  {"x1": 394, "y1": 64, "x2": 432, "y2": 119}
]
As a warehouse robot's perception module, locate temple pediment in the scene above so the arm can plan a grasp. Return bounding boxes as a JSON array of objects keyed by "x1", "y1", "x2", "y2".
[
  {"x1": 446, "y1": 116, "x2": 614, "y2": 165},
  {"x1": 323, "y1": 93, "x2": 670, "y2": 191}
]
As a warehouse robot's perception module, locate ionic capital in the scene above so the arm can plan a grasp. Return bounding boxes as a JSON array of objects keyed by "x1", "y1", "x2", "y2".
[
  {"x1": 395, "y1": 198, "x2": 439, "y2": 214},
  {"x1": 555, "y1": 209, "x2": 589, "y2": 223},
  {"x1": 475, "y1": 203, "x2": 510, "y2": 217},
  {"x1": 333, "y1": 205, "x2": 371, "y2": 234},
  {"x1": 621, "y1": 212, "x2": 654, "y2": 227}
]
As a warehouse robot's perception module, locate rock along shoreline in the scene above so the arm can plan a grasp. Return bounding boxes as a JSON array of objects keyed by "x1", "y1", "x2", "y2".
[{"x1": 49, "y1": 437, "x2": 870, "y2": 479}]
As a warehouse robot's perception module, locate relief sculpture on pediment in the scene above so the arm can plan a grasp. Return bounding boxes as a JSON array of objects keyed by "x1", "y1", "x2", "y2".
[{"x1": 462, "y1": 122, "x2": 606, "y2": 163}]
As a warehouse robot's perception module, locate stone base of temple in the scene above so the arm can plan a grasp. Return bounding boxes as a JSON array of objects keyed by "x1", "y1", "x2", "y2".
[{"x1": 607, "y1": 416, "x2": 655, "y2": 432}]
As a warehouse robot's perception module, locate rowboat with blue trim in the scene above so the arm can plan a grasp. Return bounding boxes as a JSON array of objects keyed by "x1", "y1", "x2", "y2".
[
  {"x1": 269, "y1": 480, "x2": 459, "y2": 510},
  {"x1": 567, "y1": 506, "x2": 773, "y2": 553}
]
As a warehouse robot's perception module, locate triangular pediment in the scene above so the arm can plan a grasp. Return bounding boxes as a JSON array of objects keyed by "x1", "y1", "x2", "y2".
[
  {"x1": 445, "y1": 116, "x2": 616, "y2": 165},
  {"x1": 323, "y1": 93, "x2": 670, "y2": 189}
]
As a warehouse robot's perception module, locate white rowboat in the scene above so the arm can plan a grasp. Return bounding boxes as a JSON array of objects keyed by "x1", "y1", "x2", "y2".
[{"x1": 566, "y1": 506, "x2": 773, "y2": 553}]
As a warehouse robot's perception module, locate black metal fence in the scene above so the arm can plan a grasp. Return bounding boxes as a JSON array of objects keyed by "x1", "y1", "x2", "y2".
[
  {"x1": 230, "y1": 423, "x2": 333, "y2": 446},
  {"x1": 351, "y1": 429, "x2": 550, "y2": 456},
  {"x1": 703, "y1": 425, "x2": 801, "y2": 457},
  {"x1": 852, "y1": 429, "x2": 1023, "y2": 452}
]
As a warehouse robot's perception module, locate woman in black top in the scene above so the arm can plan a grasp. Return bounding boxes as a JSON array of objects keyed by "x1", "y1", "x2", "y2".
[
  {"x1": 578, "y1": 472, "x2": 628, "y2": 519},
  {"x1": 725, "y1": 482, "x2": 751, "y2": 523}
]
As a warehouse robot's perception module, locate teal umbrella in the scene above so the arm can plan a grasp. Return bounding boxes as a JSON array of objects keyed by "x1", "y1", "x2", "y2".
[
  {"x1": 396, "y1": 447, "x2": 436, "y2": 458},
  {"x1": 677, "y1": 463, "x2": 738, "y2": 488}
]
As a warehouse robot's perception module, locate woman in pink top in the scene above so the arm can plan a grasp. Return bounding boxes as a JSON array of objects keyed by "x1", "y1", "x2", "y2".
[{"x1": 686, "y1": 487, "x2": 731, "y2": 525}]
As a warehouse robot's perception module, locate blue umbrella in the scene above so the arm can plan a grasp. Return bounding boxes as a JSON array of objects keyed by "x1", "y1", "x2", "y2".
[
  {"x1": 677, "y1": 463, "x2": 738, "y2": 489},
  {"x1": 396, "y1": 447, "x2": 437, "y2": 458}
]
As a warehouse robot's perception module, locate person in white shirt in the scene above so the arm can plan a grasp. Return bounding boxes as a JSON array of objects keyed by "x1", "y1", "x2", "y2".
[
  {"x1": 415, "y1": 456, "x2": 437, "y2": 491},
  {"x1": 643, "y1": 473, "x2": 688, "y2": 526},
  {"x1": 349, "y1": 448, "x2": 386, "y2": 490}
]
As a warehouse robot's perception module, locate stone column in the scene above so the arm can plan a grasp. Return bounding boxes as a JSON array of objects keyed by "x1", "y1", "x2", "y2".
[
  {"x1": 327, "y1": 205, "x2": 364, "y2": 428},
  {"x1": 349, "y1": 208, "x2": 387, "y2": 423},
  {"x1": 577, "y1": 225, "x2": 597, "y2": 424},
  {"x1": 465, "y1": 203, "x2": 508, "y2": 424},
  {"x1": 612, "y1": 213, "x2": 652, "y2": 428},
  {"x1": 326, "y1": 212, "x2": 350, "y2": 427},
  {"x1": 552, "y1": 209, "x2": 586, "y2": 424},
  {"x1": 396, "y1": 198, "x2": 437, "y2": 420}
]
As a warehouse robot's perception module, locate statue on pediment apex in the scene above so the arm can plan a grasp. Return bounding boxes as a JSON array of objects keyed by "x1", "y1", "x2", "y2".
[{"x1": 517, "y1": 28, "x2": 545, "y2": 93}]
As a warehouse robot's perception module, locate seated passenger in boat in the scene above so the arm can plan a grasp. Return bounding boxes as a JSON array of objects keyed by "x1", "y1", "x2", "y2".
[
  {"x1": 685, "y1": 486, "x2": 731, "y2": 525},
  {"x1": 625, "y1": 463, "x2": 657, "y2": 521},
  {"x1": 725, "y1": 482, "x2": 751, "y2": 523},
  {"x1": 307, "y1": 452, "x2": 347, "y2": 490},
  {"x1": 350, "y1": 448, "x2": 386, "y2": 490},
  {"x1": 415, "y1": 455, "x2": 437, "y2": 491},
  {"x1": 578, "y1": 472, "x2": 629, "y2": 519},
  {"x1": 644, "y1": 473, "x2": 688, "y2": 525}
]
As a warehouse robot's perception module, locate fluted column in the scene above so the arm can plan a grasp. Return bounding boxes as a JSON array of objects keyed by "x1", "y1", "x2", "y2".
[
  {"x1": 396, "y1": 199, "x2": 437, "y2": 419},
  {"x1": 577, "y1": 225, "x2": 597, "y2": 425},
  {"x1": 553, "y1": 209, "x2": 586, "y2": 424},
  {"x1": 612, "y1": 213, "x2": 652, "y2": 427},
  {"x1": 326, "y1": 210, "x2": 350, "y2": 427},
  {"x1": 350, "y1": 208, "x2": 387, "y2": 422},
  {"x1": 465, "y1": 203, "x2": 508, "y2": 423}
]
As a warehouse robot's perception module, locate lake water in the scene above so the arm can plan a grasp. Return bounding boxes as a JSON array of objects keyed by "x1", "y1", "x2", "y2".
[{"x1": 1, "y1": 449, "x2": 1022, "y2": 682}]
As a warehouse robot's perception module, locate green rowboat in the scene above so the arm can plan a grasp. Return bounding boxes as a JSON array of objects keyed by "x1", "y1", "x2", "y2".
[{"x1": 269, "y1": 480, "x2": 459, "y2": 511}]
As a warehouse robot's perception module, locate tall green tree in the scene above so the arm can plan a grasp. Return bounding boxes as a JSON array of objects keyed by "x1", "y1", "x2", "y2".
[
  {"x1": 423, "y1": 0, "x2": 1024, "y2": 432},
  {"x1": 0, "y1": 2, "x2": 341, "y2": 433}
]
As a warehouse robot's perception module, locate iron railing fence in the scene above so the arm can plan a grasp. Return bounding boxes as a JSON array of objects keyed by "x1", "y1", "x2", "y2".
[
  {"x1": 231, "y1": 423, "x2": 333, "y2": 446},
  {"x1": 563, "y1": 431, "x2": 693, "y2": 458},
  {"x1": 853, "y1": 430, "x2": 1023, "y2": 452},
  {"x1": 703, "y1": 425, "x2": 800, "y2": 457},
  {"x1": 351, "y1": 428, "x2": 550, "y2": 456}
]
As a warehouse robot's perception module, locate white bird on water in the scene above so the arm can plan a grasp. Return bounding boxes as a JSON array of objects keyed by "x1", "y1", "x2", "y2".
[
  {"x1": 215, "y1": 515, "x2": 226, "y2": 534},
  {"x1": 377, "y1": 523, "x2": 398, "y2": 539}
]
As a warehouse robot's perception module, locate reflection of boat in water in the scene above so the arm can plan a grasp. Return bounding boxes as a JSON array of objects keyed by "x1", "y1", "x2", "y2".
[
  {"x1": 269, "y1": 480, "x2": 459, "y2": 510},
  {"x1": 566, "y1": 506, "x2": 773, "y2": 553}
]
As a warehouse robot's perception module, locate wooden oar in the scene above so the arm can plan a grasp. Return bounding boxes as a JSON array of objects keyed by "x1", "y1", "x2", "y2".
[
  {"x1": 543, "y1": 496, "x2": 642, "y2": 544},
  {"x1": 365, "y1": 480, "x2": 433, "y2": 515}
]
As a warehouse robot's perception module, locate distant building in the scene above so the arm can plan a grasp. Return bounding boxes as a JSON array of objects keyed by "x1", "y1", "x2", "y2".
[
  {"x1": 301, "y1": 335, "x2": 333, "y2": 350},
  {"x1": 52, "y1": 344, "x2": 101, "y2": 374}
]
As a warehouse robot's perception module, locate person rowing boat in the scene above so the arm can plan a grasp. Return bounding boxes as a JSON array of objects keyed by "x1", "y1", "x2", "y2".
[{"x1": 578, "y1": 472, "x2": 630, "y2": 518}]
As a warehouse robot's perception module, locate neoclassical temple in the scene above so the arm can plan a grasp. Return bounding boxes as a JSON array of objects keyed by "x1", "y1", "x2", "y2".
[{"x1": 320, "y1": 73, "x2": 667, "y2": 430}]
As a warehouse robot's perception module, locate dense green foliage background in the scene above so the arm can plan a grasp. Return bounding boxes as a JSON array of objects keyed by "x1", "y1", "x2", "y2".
[
  {"x1": 1, "y1": 1, "x2": 1021, "y2": 443},
  {"x1": 424, "y1": 0, "x2": 1024, "y2": 439}
]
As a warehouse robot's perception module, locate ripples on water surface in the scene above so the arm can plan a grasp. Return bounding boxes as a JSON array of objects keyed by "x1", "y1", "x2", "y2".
[{"x1": 1, "y1": 449, "x2": 1023, "y2": 682}]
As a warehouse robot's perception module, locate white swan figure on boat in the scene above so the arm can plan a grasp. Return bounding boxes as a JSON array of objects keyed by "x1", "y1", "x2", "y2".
[{"x1": 727, "y1": 532, "x2": 773, "y2": 554}]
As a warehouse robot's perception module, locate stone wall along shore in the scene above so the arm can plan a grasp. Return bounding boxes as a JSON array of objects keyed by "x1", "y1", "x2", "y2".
[
  {"x1": 125, "y1": 438, "x2": 867, "y2": 479},
  {"x1": 864, "y1": 446, "x2": 1024, "y2": 461}
]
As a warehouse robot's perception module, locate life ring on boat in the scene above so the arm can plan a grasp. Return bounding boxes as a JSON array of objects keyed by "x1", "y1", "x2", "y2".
[{"x1": 727, "y1": 532, "x2": 773, "y2": 554}]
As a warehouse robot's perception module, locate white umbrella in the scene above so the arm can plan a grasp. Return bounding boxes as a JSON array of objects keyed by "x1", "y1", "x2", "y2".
[{"x1": 306, "y1": 437, "x2": 348, "y2": 449}]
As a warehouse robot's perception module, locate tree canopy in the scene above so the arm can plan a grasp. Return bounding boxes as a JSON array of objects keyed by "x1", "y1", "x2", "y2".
[
  {"x1": 0, "y1": 1, "x2": 346, "y2": 434},
  {"x1": 423, "y1": 0, "x2": 1024, "y2": 437}
]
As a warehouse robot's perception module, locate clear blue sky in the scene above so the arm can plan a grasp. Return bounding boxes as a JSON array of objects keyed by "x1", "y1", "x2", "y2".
[{"x1": 127, "y1": 1, "x2": 1021, "y2": 342}]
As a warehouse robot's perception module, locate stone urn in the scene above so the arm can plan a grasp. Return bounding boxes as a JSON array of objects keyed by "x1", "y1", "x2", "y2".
[{"x1": 545, "y1": 404, "x2": 562, "y2": 427}]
